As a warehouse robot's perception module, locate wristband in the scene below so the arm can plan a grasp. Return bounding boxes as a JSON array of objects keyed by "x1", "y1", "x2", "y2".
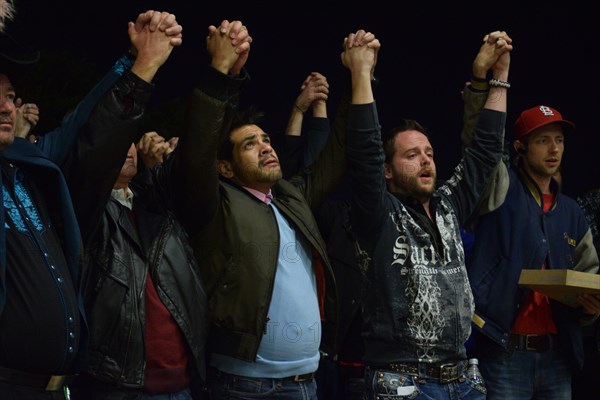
[{"x1": 471, "y1": 75, "x2": 487, "y2": 83}]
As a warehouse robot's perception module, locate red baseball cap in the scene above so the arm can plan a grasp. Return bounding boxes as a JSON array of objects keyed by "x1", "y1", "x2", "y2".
[{"x1": 513, "y1": 105, "x2": 575, "y2": 141}]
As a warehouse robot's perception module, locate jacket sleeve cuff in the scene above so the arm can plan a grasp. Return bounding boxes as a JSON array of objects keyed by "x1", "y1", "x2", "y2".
[
  {"x1": 120, "y1": 69, "x2": 154, "y2": 105},
  {"x1": 200, "y1": 65, "x2": 249, "y2": 102}
]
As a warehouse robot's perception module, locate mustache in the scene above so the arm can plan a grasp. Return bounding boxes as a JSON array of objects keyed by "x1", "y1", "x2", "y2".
[
  {"x1": 395, "y1": 164, "x2": 435, "y2": 176},
  {"x1": 419, "y1": 167, "x2": 434, "y2": 176},
  {"x1": 259, "y1": 155, "x2": 279, "y2": 166}
]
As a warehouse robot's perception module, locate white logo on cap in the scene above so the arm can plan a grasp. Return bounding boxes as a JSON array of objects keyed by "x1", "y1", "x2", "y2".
[{"x1": 539, "y1": 106, "x2": 554, "y2": 116}]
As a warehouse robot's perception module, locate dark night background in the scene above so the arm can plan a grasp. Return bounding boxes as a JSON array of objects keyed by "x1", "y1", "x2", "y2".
[{"x1": 5, "y1": 1, "x2": 599, "y2": 198}]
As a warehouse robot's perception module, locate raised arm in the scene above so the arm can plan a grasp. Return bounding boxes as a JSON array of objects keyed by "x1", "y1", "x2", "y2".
[
  {"x1": 30, "y1": 10, "x2": 183, "y2": 166},
  {"x1": 343, "y1": 30, "x2": 388, "y2": 234},
  {"x1": 280, "y1": 72, "x2": 330, "y2": 178},
  {"x1": 66, "y1": 10, "x2": 182, "y2": 243},
  {"x1": 285, "y1": 72, "x2": 329, "y2": 136},
  {"x1": 35, "y1": 58, "x2": 126, "y2": 164},
  {"x1": 444, "y1": 30, "x2": 512, "y2": 223},
  {"x1": 462, "y1": 31, "x2": 512, "y2": 146},
  {"x1": 173, "y1": 19, "x2": 251, "y2": 235},
  {"x1": 289, "y1": 30, "x2": 380, "y2": 210},
  {"x1": 466, "y1": 31, "x2": 514, "y2": 216}
]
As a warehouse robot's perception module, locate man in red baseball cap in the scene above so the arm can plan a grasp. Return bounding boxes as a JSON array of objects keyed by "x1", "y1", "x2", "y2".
[
  {"x1": 514, "y1": 105, "x2": 574, "y2": 141},
  {"x1": 512, "y1": 105, "x2": 574, "y2": 184},
  {"x1": 466, "y1": 103, "x2": 600, "y2": 399}
]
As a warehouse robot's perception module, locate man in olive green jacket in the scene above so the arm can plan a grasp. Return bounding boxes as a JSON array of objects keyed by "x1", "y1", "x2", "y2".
[{"x1": 176, "y1": 21, "x2": 378, "y2": 398}]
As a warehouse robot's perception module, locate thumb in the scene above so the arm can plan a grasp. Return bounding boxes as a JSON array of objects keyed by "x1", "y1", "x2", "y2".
[{"x1": 127, "y1": 21, "x2": 137, "y2": 38}]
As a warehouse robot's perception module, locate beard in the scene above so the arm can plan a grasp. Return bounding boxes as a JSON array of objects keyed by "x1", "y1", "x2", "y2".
[
  {"x1": 233, "y1": 161, "x2": 282, "y2": 185},
  {"x1": 530, "y1": 161, "x2": 560, "y2": 179},
  {"x1": 393, "y1": 169, "x2": 437, "y2": 199}
]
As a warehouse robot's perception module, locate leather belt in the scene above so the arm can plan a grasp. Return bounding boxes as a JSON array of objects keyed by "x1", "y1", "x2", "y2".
[
  {"x1": 383, "y1": 360, "x2": 467, "y2": 383},
  {"x1": 319, "y1": 350, "x2": 338, "y2": 362},
  {"x1": 509, "y1": 333, "x2": 557, "y2": 352},
  {"x1": 283, "y1": 372, "x2": 315, "y2": 382},
  {"x1": 0, "y1": 365, "x2": 76, "y2": 391}
]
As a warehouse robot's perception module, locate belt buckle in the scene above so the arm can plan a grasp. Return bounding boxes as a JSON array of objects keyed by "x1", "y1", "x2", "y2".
[
  {"x1": 45, "y1": 375, "x2": 66, "y2": 391},
  {"x1": 525, "y1": 334, "x2": 538, "y2": 351},
  {"x1": 438, "y1": 363, "x2": 458, "y2": 383},
  {"x1": 293, "y1": 372, "x2": 314, "y2": 382}
]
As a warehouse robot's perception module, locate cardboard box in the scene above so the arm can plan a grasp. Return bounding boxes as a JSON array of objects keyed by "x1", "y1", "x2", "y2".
[{"x1": 518, "y1": 269, "x2": 600, "y2": 308}]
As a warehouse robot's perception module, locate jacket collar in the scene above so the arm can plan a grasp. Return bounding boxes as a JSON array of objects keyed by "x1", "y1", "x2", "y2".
[
  {"x1": 516, "y1": 163, "x2": 559, "y2": 212},
  {"x1": 1, "y1": 137, "x2": 56, "y2": 168}
]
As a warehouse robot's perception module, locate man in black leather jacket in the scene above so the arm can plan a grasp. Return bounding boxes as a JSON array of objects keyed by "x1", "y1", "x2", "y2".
[{"x1": 63, "y1": 10, "x2": 208, "y2": 400}]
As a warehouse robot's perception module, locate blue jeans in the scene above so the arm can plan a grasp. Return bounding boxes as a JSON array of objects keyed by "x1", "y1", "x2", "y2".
[
  {"x1": 478, "y1": 347, "x2": 571, "y2": 400},
  {"x1": 364, "y1": 366, "x2": 486, "y2": 400},
  {"x1": 207, "y1": 369, "x2": 317, "y2": 400}
]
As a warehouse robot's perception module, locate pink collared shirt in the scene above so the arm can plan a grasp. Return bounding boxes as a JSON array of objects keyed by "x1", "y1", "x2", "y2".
[{"x1": 243, "y1": 186, "x2": 273, "y2": 204}]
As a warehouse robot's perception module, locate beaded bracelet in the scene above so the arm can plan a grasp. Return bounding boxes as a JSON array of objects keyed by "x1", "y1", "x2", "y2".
[{"x1": 489, "y1": 78, "x2": 511, "y2": 89}]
